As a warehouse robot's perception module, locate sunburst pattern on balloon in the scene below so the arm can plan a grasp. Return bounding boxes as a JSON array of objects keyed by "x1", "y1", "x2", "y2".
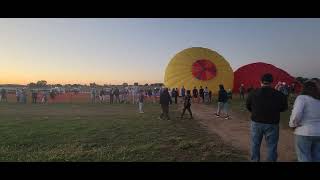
[{"x1": 164, "y1": 47, "x2": 234, "y2": 94}]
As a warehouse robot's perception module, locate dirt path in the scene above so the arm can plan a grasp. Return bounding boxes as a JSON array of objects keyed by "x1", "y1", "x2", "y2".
[{"x1": 191, "y1": 103, "x2": 296, "y2": 161}]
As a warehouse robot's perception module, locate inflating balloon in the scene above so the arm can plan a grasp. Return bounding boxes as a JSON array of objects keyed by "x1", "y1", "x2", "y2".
[
  {"x1": 164, "y1": 47, "x2": 234, "y2": 94},
  {"x1": 233, "y1": 62, "x2": 302, "y2": 93}
]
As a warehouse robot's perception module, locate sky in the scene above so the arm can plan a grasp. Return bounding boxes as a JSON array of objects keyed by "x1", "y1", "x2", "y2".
[{"x1": 0, "y1": 18, "x2": 319, "y2": 85}]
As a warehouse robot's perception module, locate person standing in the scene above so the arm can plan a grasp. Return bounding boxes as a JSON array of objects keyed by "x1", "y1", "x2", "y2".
[
  {"x1": 22, "y1": 88, "x2": 27, "y2": 104},
  {"x1": 214, "y1": 84, "x2": 228, "y2": 119},
  {"x1": 99, "y1": 89, "x2": 104, "y2": 103},
  {"x1": 110, "y1": 88, "x2": 114, "y2": 104},
  {"x1": 247, "y1": 85, "x2": 254, "y2": 95},
  {"x1": 208, "y1": 90, "x2": 212, "y2": 103},
  {"x1": 289, "y1": 80, "x2": 320, "y2": 162},
  {"x1": 199, "y1": 86, "x2": 204, "y2": 103},
  {"x1": 32, "y1": 90, "x2": 37, "y2": 104},
  {"x1": 91, "y1": 87, "x2": 97, "y2": 104},
  {"x1": 246, "y1": 73, "x2": 288, "y2": 162},
  {"x1": 147, "y1": 88, "x2": 152, "y2": 103},
  {"x1": 204, "y1": 87, "x2": 209, "y2": 103},
  {"x1": 138, "y1": 90, "x2": 144, "y2": 113},
  {"x1": 34, "y1": 90, "x2": 38, "y2": 104},
  {"x1": 1, "y1": 88, "x2": 7, "y2": 102},
  {"x1": 114, "y1": 87, "x2": 120, "y2": 103},
  {"x1": 181, "y1": 86, "x2": 186, "y2": 98},
  {"x1": 192, "y1": 87, "x2": 198, "y2": 103},
  {"x1": 239, "y1": 84, "x2": 245, "y2": 100},
  {"x1": 42, "y1": 90, "x2": 49, "y2": 104},
  {"x1": 16, "y1": 88, "x2": 21, "y2": 103},
  {"x1": 159, "y1": 88, "x2": 172, "y2": 120},
  {"x1": 180, "y1": 90, "x2": 193, "y2": 119},
  {"x1": 172, "y1": 88, "x2": 178, "y2": 104}
]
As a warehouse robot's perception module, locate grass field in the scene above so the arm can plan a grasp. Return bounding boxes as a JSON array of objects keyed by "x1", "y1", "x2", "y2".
[{"x1": 0, "y1": 102, "x2": 247, "y2": 162}]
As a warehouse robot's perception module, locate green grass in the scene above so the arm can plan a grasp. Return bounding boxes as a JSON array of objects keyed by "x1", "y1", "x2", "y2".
[{"x1": 0, "y1": 103, "x2": 246, "y2": 162}]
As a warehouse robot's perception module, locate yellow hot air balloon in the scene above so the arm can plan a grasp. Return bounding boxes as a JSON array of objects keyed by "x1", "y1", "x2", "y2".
[{"x1": 164, "y1": 47, "x2": 234, "y2": 95}]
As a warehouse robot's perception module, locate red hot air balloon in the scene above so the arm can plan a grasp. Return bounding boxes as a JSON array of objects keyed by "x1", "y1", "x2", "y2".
[{"x1": 233, "y1": 62, "x2": 302, "y2": 93}]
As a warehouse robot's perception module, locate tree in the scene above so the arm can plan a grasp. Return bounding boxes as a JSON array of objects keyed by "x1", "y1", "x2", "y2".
[
  {"x1": 144, "y1": 83, "x2": 149, "y2": 86},
  {"x1": 36, "y1": 80, "x2": 47, "y2": 87},
  {"x1": 28, "y1": 82, "x2": 36, "y2": 87},
  {"x1": 122, "y1": 83, "x2": 128, "y2": 87},
  {"x1": 90, "y1": 83, "x2": 96, "y2": 87},
  {"x1": 296, "y1": 77, "x2": 309, "y2": 84}
]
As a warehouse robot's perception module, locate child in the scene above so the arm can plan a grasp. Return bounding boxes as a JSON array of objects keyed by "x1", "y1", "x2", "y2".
[
  {"x1": 181, "y1": 90, "x2": 193, "y2": 119},
  {"x1": 138, "y1": 90, "x2": 144, "y2": 113}
]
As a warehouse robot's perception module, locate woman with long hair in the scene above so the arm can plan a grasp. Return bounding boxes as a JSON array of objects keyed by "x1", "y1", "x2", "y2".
[{"x1": 289, "y1": 80, "x2": 320, "y2": 162}]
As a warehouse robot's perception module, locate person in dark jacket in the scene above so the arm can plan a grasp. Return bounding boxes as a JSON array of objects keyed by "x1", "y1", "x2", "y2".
[
  {"x1": 239, "y1": 84, "x2": 245, "y2": 100},
  {"x1": 214, "y1": 84, "x2": 228, "y2": 118},
  {"x1": 109, "y1": 88, "x2": 114, "y2": 104},
  {"x1": 247, "y1": 85, "x2": 254, "y2": 95},
  {"x1": 180, "y1": 90, "x2": 193, "y2": 119},
  {"x1": 199, "y1": 86, "x2": 204, "y2": 103},
  {"x1": 159, "y1": 88, "x2": 172, "y2": 120},
  {"x1": 32, "y1": 90, "x2": 38, "y2": 104},
  {"x1": 208, "y1": 90, "x2": 212, "y2": 103},
  {"x1": 1, "y1": 88, "x2": 7, "y2": 102},
  {"x1": 246, "y1": 73, "x2": 288, "y2": 162},
  {"x1": 192, "y1": 87, "x2": 199, "y2": 103},
  {"x1": 171, "y1": 88, "x2": 178, "y2": 104},
  {"x1": 114, "y1": 87, "x2": 120, "y2": 103}
]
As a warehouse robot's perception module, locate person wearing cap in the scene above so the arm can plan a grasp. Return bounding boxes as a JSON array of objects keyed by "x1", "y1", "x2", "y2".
[{"x1": 246, "y1": 73, "x2": 288, "y2": 162}]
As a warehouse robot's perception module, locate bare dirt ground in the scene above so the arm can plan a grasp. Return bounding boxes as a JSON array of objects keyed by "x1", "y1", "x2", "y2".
[{"x1": 191, "y1": 103, "x2": 296, "y2": 161}]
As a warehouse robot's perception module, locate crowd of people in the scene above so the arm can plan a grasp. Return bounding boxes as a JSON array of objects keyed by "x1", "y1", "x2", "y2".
[
  {"x1": 157, "y1": 74, "x2": 320, "y2": 162},
  {"x1": 1, "y1": 75, "x2": 319, "y2": 162}
]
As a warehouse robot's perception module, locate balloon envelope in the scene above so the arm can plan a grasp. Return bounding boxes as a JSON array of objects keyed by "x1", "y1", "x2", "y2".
[
  {"x1": 233, "y1": 62, "x2": 302, "y2": 93},
  {"x1": 164, "y1": 47, "x2": 234, "y2": 94}
]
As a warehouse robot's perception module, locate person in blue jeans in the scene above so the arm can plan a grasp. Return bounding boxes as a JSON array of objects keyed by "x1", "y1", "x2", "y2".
[
  {"x1": 289, "y1": 80, "x2": 320, "y2": 162},
  {"x1": 246, "y1": 73, "x2": 288, "y2": 162}
]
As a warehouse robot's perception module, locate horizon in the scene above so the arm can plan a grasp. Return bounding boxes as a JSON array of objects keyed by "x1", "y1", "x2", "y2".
[{"x1": 1, "y1": 18, "x2": 319, "y2": 85}]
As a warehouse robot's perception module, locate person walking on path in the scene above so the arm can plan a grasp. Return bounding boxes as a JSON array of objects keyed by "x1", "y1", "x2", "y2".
[
  {"x1": 180, "y1": 90, "x2": 193, "y2": 119},
  {"x1": 159, "y1": 88, "x2": 172, "y2": 120},
  {"x1": 214, "y1": 84, "x2": 229, "y2": 119},
  {"x1": 289, "y1": 80, "x2": 320, "y2": 162},
  {"x1": 246, "y1": 73, "x2": 288, "y2": 162}
]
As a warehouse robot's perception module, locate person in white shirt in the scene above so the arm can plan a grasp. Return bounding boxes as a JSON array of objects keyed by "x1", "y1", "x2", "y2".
[{"x1": 289, "y1": 80, "x2": 320, "y2": 162}]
